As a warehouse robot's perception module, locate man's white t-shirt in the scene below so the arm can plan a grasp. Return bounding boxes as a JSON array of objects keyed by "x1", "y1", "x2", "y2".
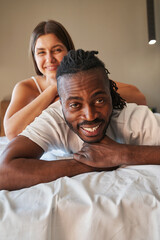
[{"x1": 20, "y1": 101, "x2": 160, "y2": 156}]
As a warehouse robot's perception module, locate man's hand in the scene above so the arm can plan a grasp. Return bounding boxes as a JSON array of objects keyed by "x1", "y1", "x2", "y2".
[{"x1": 74, "y1": 136, "x2": 125, "y2": 168}]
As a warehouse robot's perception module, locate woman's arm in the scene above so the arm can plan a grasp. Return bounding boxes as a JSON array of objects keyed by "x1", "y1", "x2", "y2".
[
  {"x1": 115, "y1": 81, "x2": 147, "y2": 105},
  {"x1": 4, "y1": 80, "x2": 58, "y2": 140}
]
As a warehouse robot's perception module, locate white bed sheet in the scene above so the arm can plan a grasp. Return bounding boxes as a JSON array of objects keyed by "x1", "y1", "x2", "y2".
[
  {"x1": 0, "y1": 136, "x2": 71, "y2": 160},
  {"x1": 0, "y1": 165, "x2": 160, "y2": 240},
  {"x1": 1, "y1": 137, "x2": 160, "y2": 239},
  {"x1": 0, "y1": 136, "x2": 9, "y2": 155}
]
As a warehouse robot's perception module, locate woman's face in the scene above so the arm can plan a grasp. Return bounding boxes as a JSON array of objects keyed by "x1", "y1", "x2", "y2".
[{"x1": 34, "y1": 33, "x2": 68, "y2": 79}]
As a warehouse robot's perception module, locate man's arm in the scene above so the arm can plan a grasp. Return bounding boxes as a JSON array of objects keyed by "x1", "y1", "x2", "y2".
[
  {"x1": 74, "y1": 136, "x2": 160, "y2": 167},
  {"x1": 0, "y1": 136, "x2": 101, "y2": 191}
]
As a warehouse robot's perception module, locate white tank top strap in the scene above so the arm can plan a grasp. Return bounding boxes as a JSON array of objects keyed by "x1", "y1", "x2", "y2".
[{"x1": 31, "y1": 76, "x2": 42, "y2": 94}]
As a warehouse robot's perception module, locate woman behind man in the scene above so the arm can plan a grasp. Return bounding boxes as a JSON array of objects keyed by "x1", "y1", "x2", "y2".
[{"x1": 4, "y1": 20, "x2": 147, "y2": 140}]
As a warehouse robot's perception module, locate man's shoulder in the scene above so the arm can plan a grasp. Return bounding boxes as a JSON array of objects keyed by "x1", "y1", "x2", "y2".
[
  {"x1": 41, "y1": 100, "x2": 64, "y2": 123},
  {"x1": 20, "y1": 100, "x2": 73, "y2": 153},
  {"x1": 112, "y1": 103, "x2": 150, "y2": 120},
  {"x1": 109, "y1": 103, "x2": 160, "y2": 145},
  {"x1": 45, "y1": 100, "x2": 63, "y2": 115}
]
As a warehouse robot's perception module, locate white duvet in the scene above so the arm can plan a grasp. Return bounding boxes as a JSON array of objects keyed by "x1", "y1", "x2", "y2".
[
  {"x1": 1, "y1": 137, "x2": 160, "y2": 239},
  {"x1": 0, "y1": 164, "x2": 160, "y2": 240}
]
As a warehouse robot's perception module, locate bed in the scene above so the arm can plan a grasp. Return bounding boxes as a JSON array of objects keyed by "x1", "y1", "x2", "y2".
[
  {"x1": 0, "y1": 136, "x2": 160, "y2": 239},
  {"x1": 0, "y1": 101, "x2": 160, "y2": 239}
]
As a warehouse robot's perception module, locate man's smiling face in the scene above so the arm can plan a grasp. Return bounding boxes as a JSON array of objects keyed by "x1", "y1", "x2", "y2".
[{"x1": 59, "y1": 68, "x2": 113, "y2": 143}]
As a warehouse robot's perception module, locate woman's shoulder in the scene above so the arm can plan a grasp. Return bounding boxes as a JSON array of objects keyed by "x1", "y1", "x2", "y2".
[
  {"x1": 17, "y1": 76, "x2": 38, "y2": 86},
  {"x1": 14, "y1": 76, "x2": 43, "y2": 93}
]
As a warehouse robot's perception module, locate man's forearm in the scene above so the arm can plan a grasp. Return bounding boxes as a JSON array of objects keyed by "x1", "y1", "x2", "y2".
[
  {"x1": 0, "y1": 157, "x2": 95, "y2": 191},
  {"x1": 124, "y1": 145, "x2": 160, "y2": 166},
  {"x1": 0, "y1": 136, "x2": 97, "y2": 191},
  {"x1": 74, "y1": 136, "x2": 160, "y2": 168}
]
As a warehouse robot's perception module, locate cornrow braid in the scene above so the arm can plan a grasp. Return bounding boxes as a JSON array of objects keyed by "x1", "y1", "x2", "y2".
[{"x1": 57, "y1": 49, "x2": 126, "y2": 110}]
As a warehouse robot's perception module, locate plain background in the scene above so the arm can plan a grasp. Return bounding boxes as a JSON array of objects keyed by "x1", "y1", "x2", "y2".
[{"x1": 0, "y1": 0, "x2": 160, "y2": 112}]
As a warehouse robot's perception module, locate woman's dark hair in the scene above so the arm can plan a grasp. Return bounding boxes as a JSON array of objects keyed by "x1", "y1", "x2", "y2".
[
  {"x1": 57, "y1": 49, "x2": 126, "y2": 110},
  {"x1": 30, "y1": 20, "x2": 75, "y2": 75}
]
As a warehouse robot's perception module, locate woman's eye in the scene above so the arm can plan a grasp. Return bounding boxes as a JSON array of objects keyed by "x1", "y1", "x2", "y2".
[
  {"x1": 37, "y1": 51, "x2": 45, "y2": 55},
  {"x1": 53, "y1": 48, "x2": 62, "y2": 54}
]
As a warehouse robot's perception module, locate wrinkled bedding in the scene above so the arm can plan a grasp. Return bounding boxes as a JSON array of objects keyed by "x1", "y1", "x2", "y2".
[
  {"x1": 0, "y1": 137, "x2": 160, "y2": 239},
  {"x1": 0, "y1": 136, "x2": 9, "y2": 155}
]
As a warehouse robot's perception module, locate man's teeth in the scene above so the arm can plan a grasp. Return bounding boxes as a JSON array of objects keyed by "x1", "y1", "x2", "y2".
[{"x1": 82, "y1": 124, "x2": 100, "y2": 132}]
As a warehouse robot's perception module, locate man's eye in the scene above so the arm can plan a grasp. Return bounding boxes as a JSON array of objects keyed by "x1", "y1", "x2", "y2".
[
  {"x1": 69, "y1": 103, "x2": 80, "y2": 109},
  {"x1": 96, "y1": 98, "x2": 104, "y2": 104}
]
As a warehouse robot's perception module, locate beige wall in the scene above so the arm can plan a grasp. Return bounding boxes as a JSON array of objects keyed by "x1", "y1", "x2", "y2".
[{"x1": 0, "y1": 0, "x2": 160, "y2": 112}]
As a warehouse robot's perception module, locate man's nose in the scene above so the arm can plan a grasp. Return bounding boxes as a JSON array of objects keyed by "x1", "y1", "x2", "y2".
[{"x1": 83, "y1": 105, "x2": 97, "y2": 121}]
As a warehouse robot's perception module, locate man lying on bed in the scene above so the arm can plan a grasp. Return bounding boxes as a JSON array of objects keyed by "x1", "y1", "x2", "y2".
[{"x1": 0, "y1": 49, "x2": 160, "y2": 191}]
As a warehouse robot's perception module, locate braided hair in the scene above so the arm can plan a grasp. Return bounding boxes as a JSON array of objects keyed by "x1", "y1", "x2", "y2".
[{"x1": 56, "y1": 49, "x2": 126, "y2": 110}]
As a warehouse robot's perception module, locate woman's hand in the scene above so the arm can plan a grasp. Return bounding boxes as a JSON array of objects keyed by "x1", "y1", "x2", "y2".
[{"x1": 45, "y1": 84, "x2": 59, "y2": 103}]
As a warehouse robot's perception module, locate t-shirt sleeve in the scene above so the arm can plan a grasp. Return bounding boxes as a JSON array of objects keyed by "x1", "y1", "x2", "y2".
[
  {"x1": 19, "y1": 103, "x2": 68, "y2": 152},
  {"x1": 122, "y1": 104, "x2": 160, "y2": 145}
]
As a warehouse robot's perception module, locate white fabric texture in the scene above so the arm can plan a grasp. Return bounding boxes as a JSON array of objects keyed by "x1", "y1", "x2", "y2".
[
  {"x1": 0, "y1": 136, "x2": 57, "y2": 161},
  {"x1": 20, "y1": 101, "x2": 160, "y2": 156},
  {"x1": 0, "y1": 136, "x2": 9, "y2": 156},
  {"x1": 0, "y1": 165, "x2": 160, "y2": 240}
]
